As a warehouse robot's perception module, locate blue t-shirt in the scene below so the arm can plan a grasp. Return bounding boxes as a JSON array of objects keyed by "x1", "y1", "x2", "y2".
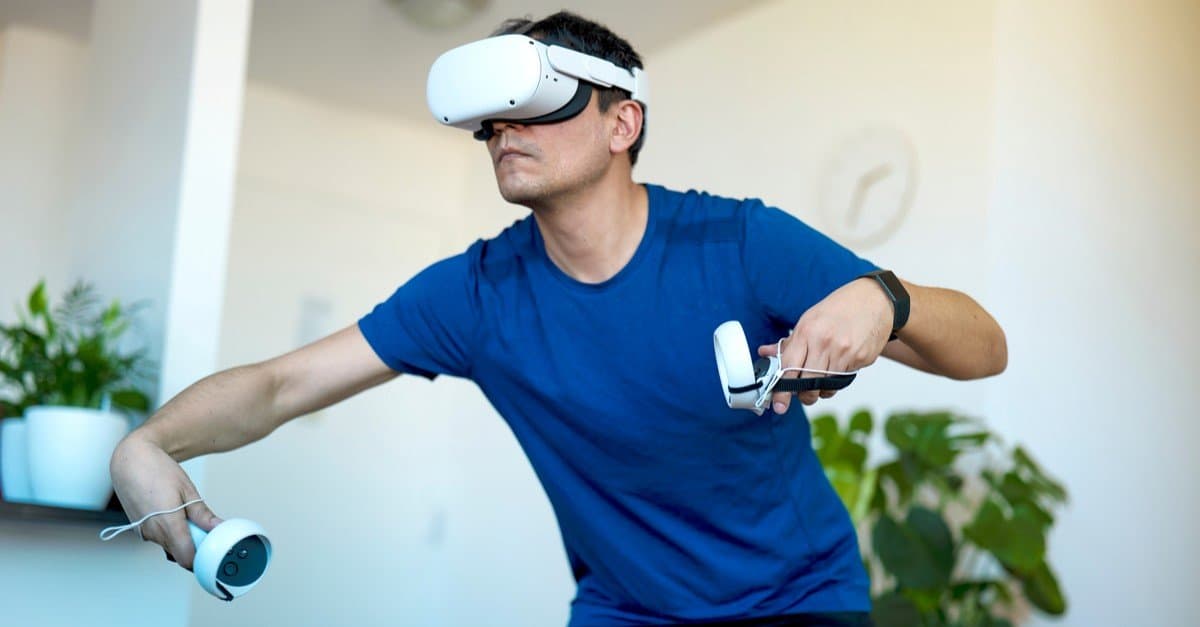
[{"x1": 359, "y1": 184, "x2": 878, "y2": 625}]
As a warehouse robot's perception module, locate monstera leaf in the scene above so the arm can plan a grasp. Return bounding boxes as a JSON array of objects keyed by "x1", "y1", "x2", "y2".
[
  {"x1": 814, "y1": 410, "x2": 1069, "y2": 626},
  {"x1": 873, "y1": 506, "x2": 955, "y2": 590}
]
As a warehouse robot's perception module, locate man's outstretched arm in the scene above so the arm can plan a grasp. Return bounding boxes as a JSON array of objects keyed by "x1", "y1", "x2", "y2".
[{"x1": 109, "y1": 323, "x2": 397, "y2": 569}]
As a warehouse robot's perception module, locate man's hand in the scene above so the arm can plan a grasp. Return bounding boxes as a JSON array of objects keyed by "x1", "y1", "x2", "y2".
[
  {"x1": 109, "y1": 435, "x2": 223, "y2": 571},
  {"x1": 756, "y1": 277, "x2": 893, "y2": 413}
]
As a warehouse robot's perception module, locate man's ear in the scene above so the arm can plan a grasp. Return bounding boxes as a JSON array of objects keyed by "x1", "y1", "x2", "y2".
[{"x1": 609, "y1": 99, "x2": 644, "y2": 157}]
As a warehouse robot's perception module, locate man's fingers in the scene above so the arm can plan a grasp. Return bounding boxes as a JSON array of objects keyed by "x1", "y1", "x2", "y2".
[
  {"x1": 771, "y1": 339, "x2": 806, "y2": 415},
  {"x1": 160, "y1": 512, "x2": 198, "y2": 571},
  {"x1": 798, "y1": 351, "x2": 831, "y2": 406},
  {"x1": 187, "y1": 500, "x2": 223, "y2": 533},
  {"x1": 757, "y1": 343, "x2": 779, "y2": 357},
  {"x1": 759, "y1": 339, "x2": 786, "y2": 413},
  {"x1": 765, "y1": 333, "x2": 850, "y2": 411},
  {"x1": 139, "y1": 500, "x2": 218, "y2": 572},
  {"x1": 139, "y1": 515, "x2": 194, "y2": 570}
]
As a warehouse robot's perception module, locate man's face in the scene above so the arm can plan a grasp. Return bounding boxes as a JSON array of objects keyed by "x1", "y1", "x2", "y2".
[{"x1": 485, "y1": 93, "x2": 615, "y2": 206}]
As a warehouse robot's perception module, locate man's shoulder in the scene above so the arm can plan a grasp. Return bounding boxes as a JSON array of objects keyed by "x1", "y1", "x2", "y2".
[
  {"x1": 456, "y1": 214, "x2": 536, "y2": 285},
  {"x1": 647, "y1": 183, "x2": 767, "y2": 240}
]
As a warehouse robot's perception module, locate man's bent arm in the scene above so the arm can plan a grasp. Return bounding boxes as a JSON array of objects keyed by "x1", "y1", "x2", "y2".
[{"x1": 881, "y1": 280, "x2": 1007, "y2": 380}]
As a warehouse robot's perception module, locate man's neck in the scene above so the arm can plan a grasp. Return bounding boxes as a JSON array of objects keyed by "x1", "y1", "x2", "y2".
[{"x1": 530, "y1": 176, "x2": 648, "y2": 285}]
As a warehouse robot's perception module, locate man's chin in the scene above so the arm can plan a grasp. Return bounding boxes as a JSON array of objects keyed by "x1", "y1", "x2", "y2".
[{"x1": 496, "y1": 179, "x2": 546, "y2": 206}]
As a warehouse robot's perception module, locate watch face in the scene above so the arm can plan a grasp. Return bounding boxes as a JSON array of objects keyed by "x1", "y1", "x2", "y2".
[
  {"x1": 817, "y1": 126, "x2": 919, "y2": 249},
  {"x1": 877, "y1": 270, "x2": 910, "y2": 329},
  {"x1": 880, "y1": 271, "x2": 906, "y2": 300}
]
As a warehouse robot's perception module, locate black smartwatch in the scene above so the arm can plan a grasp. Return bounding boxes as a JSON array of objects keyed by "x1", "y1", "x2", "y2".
[{"x1": 859, "y1": 269, "x2": 909, "y2": 341}]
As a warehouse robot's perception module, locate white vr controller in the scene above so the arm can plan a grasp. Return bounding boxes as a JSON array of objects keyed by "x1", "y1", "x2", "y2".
[
  {"x1": 188, "y1": 518, "x2": 272, "y2": 601},
  {"x1": 100, "y1": 503, "x2": 272, "y2": 602},
  {"x1": 713, "y1": 320, "x2": 858, "y2": 415}
]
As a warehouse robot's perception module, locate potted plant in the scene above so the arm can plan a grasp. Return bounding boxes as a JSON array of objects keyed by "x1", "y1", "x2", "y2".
[
  {"x1": 0, "y1": 280, "x2": 152, "y2": 509},
  {"x1": 812, "y1": 409, "x2": 1068, "y2": 627}
]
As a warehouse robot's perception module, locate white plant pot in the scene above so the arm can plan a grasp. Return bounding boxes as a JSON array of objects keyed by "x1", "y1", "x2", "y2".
[
  {"x1": 26, "y1": 406, "x2": 130, "y2": 510},
  {"x1": 1, "y1": 417, "x2": 34, "y2": 503}
]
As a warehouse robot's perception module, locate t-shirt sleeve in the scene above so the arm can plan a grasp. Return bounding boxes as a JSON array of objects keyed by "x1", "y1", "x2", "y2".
[
  {"x1": 357, "y1": 253, "x2": 478, "y2": 379},
  {"x1": 742, "y1": 200, "x2": 879, "y2": 329}
]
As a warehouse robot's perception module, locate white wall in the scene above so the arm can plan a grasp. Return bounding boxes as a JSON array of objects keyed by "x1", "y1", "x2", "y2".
[
  {"x1": 0, "y1": 26, "x2": 85, "y2": 315},
  {"x1": 65, "y1": 0, "x2": 197, "y2": 369},
  {"x1": 0, "y1": 1, "x2": 249, "y2": 626},
  {"x1": 987, "y1": 1, "x2": 1200, "y2": 625}
]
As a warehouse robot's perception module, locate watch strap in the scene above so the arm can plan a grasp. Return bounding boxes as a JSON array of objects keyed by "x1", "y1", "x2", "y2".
[{"x1": 860, "y1": 269, "x2": 909, "y2": 340}]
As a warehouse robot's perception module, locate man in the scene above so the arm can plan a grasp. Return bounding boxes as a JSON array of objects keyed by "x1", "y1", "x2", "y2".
[{"x1": 110, "y1": 11, "x2": 1006, "y2": 627}]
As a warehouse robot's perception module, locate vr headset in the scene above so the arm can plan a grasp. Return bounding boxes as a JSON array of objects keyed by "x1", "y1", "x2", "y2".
[{"x1": 427, "y1": 34, "x2": 649, "y2": 141}]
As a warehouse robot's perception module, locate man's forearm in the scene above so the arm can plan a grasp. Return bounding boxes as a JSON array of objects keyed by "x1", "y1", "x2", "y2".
[
  {"x1": 886, "y1": 281, "x2": 1007, "y2": 380},
  {"x1": 131, "y1": 363, "x2": 284, "y2": 462}
]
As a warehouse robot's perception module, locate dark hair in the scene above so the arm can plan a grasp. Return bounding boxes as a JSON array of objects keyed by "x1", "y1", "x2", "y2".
[{"x1": 491, "y1": 11, "x2": 647, "y2": 166}]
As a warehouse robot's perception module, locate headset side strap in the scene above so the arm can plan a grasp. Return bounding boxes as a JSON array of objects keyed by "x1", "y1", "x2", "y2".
[{"x1": 545, "y1": 46, "x2": 641, "y2": 99}]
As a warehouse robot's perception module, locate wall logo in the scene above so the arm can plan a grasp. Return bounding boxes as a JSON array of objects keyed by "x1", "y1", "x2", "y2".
[{"x1": 818, "y1": 126, "x2": 918, "y2": 250}]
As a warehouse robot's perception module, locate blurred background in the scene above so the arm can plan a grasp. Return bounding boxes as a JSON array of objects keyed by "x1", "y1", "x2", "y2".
[{"x1": 0, "y1": 0, "x2": 1196, "y2": 625}]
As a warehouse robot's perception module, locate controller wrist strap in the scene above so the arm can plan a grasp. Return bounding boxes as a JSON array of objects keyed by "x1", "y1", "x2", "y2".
[{"x1": 99, "y1": 497, "x2": 206, "y2": 541}]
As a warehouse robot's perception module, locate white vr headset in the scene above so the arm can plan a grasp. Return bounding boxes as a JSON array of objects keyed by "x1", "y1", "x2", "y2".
[{"x1": 427, "y1": 34, "x2": 649, "y2": 140}]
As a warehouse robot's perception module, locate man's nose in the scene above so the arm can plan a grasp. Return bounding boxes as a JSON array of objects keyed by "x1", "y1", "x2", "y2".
[{"x1": 490, "y1": 120, "x2": 525, "y2": 135}]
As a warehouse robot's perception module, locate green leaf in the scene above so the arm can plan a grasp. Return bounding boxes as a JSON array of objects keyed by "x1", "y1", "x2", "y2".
[
  {"x1": 948, "y1": 431, "x2": 989, "y2": 446},
  {"x1": 949, "y1": 579, "x2": 1006, "y2": 600},
  {"x1": 871, "y1": 592, "x2": 924, "y2": 627},
  {"x1": 905, "y1": 586, "x2": 943, "y2": 617},
  {"x1": 914, "y1": 415, "x2": 959, "y2": 469},
  {"x1": 875, "y1": 459, "x2": 913, "y2": 508},
  {"x1": 825, "y1": 463, "x2": 863, "y2": 514},
  {"x1": 1019, "y1": 561, "x2": 1067, "y2": 615},
  {"x1": 850, "y1": 466, "x2": 878, "y2": 525},
  {"x1": 997, "y1": 472, "x2": 1032, "y2": 505},
  {"x1": 811, "y1": 413, "x2": 837, "y2": 434},
  {"x1": 964, "y1": 498, "x2": 1045, "y2": 573},
  {"x1": 28, "y1": 280, "x2": 48, "y2": 316},
  {"x1": 811, "y1": 412, "x2": 868, "y2": 473},
  {"x1": 964, "y1": 499, "x2": 1003, "y2": 541},
  {"x1": 883, "y1": 411, "x2": 977, "y2": 476},
  {"x1": 1014, "y1": 446, "x2": 1068, "y2": 502},
  {"x1": 109, "y1": 389, "x2": 150, "y2": 412},
  {"x1": 873, "y1": 507, "x2": 955, "y2": 590},
  {"x1": 101, "y1": 300, "x2": 121, "y2": 328},
  {"x1": 811, "y1": 414, "x2": 840, "y2": 465},
  {"x1": 995, "y1": 472, "x2": 1053, "y2": 528},
  {"x1": 906, "y1": 506, "x2": 956, "y2": 581},
  {"x1": 954, "y1": 617, "x2": 1013, "y2": 627},
  {"x1": 815, "y1": 413, "x2": 879, "y2": 521},
  {"x1": 884, "y1": 413, "x2": 916, "y2": 450},
  {"x1": 849, "y1": 408, "x2": 873, "y2": 434}
]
